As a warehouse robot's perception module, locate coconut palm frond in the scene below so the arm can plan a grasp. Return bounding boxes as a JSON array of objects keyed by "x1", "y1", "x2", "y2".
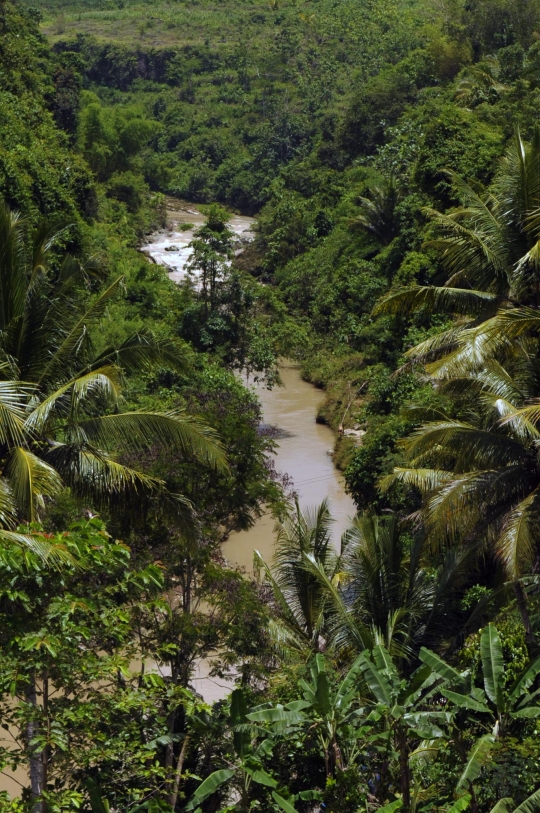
[
  {"x1": 496, "y1": 487, "x2": 540, "y2": 579},
  {"x1": 0, "y1": 202, "x2": 27, "y2": 331},
  {"x1": 37, "y1": 276, "x2": 124, "y2": 388},
  {"x1": 91, "y1": 331, "x2": 191, "y2": 375},
  {"x1": 502, "y1": 402, "x2": 540, "y2": 428},
  {"x1": 25, "y1": 366, "x2": 122, "y2": 434},
  {"x1": 76, "y1": 410, "x2": 226, "y2": 470},
  {"x1": 5, "y1": 447, "x2": 63, "y2": 523},
  {"x1": 0, "y1": 478, "x2": 18, "y2": 530},
  {"x1": 403, "y1": 324, "x2": 471, "y2": 365},
  {"x1": 0, "y1": 380, "x2": 34, "y2": 447},
  {"x1": 379, "y1": 468, "x2": 452, "y2": 495},
  {"x1": 0, "y1": 528, "x2": 74, "y2": 564},
  {"x1": 46, "y1": 441, "x2": 164, "y2": 503},
  {"x1": 423, "y1": 212, "x2": 507, "y2": 292},
  {"x1": 303, "y1": 551, "x2": 374, "y2": 653},
  {"x1": 403, "y1": 422, "x2": 528, "y2": 470},
  {"x1": 374, "y1": 286, "x2": 498, "y2": 318}
]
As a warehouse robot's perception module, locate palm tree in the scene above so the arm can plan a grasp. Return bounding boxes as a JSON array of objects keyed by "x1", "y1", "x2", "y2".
[
  {"x1": 350, "y1": 175, "x2": 402, "y2": 246},
  {"x1": 371, "y1": 127, "x2": 540, "y2": 652},
  {"x1": 0, "y1": 202, "x2": 225, "y2": 546},
  {"x1": 306, "y1": 512, "x2": 475, "y2": 660},
  {"x1": 455, "y1": 57, "x2": 508, "y2": 107},
  {"x1": 374, "y1": 127, "x2": 540, "y2": 377},
  {"x1": 381, "y1": 359, "x2": 540, "y2": 652},
  {"x1": 257, "y1": 503, "x2": 475, "y2": 661},
  {"x1": 254, "y1": 499, "x2": 336, "y2": 654}
]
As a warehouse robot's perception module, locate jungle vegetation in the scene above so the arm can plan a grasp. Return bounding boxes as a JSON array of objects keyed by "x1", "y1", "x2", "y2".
[{"x1": 0, "y1": 0, "x2": 539, "y2": 810}]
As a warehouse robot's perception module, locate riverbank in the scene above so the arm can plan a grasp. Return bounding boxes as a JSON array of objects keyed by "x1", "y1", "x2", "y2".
[{"x1": 142, "y1": 201, "x2": 357, "y2": 570}]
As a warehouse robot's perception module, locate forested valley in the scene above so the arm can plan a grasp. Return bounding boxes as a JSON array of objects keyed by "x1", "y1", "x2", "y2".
[{"x1": 1, "y1": 0, "x2": 540, "y2": 810}]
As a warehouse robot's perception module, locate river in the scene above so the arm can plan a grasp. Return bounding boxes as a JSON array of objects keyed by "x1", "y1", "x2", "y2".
[
  {"x1": 143, "y1": 198, "x2": 357, "y2": 571},
  {"x1": 224, "y1": 362, "x2": 357, "y2": 568},
  {"x1": 142, "y1": 201, "x2": 356, "y2": 701},
  {"x1": 140, "y1": 197, "x2": 255, "y2": 286}
]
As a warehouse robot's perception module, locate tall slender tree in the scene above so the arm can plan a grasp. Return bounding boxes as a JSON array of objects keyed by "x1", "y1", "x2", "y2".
[{"x1": 254, "y1": 499, "x2": 336, "y2": 654}]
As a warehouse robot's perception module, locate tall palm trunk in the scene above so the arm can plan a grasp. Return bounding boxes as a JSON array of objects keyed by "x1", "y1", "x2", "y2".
[
  {"x1": 25, "y1": 673, "x2": 43, "y2": 813},
  {"x1": 514, "y1": 581, "x2": 537, "y2": 656}
]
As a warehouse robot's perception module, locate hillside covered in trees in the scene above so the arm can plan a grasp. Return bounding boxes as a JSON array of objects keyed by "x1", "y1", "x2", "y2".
[{"x1": 0, "y1": 0, "x2": 540, "y2": 810}]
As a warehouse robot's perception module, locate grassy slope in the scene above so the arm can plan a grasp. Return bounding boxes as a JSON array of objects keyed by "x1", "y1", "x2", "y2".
[
  {"x1": 36, "y1": 0, "x2": 432, "y2": 163},
  {"x1": 41, "y1": 0, "x2": 430, "y2": 49}
]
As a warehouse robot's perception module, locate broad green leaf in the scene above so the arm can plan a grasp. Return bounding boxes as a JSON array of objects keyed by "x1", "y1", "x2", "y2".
[
  {"x1": 510, "y1": 706, "x2": 540, "y2": 719},
  {"x1": 516, "y1": 686, "x2": 540, "y2": 708},
  {"x1": 398, "y1": 664, "x2": 432, "y2": 705},
  {"x1": 359, "y1": 654, "x2": 393, "y2": 705},
  {"x1": 514, "y1": 788, "x2": 540, "y2": 813},
  {"x1": 489, "y1": 799, "x2": 515, "y2": 813},
  {"x1": 376, "y1": 800, "x2": 403, "y2": 813},
  {"x1": 419, "y1": 647, "x2": 466, "y2": 687},
  {"x1": 409, "y1": 724, "x2": 445, "y2": 739},
  {"x1": 373, "y1": 646, "x2": 399, "y2": 685},
  {"x1": 298, "y1": 790, "x2": 322, "y2": 801},
  {"x1": 272, "y1": 792, "x2": 297, "y2": 813},
  {"x1": 337, "y1": 654, "x2": 364, "y2": 702},
  {"x1": 409, "y1": 739, "x2": 442, "y2": 766},
  {"x1": 509, "y1": 655, "x2": 540, "y2": 701},
  {"x1": 186, "y1": 769, "x2": 235, "y2": 810},
  {"x1": 456, "y1": 734, "x2": 494, "y2": 792},
  {"x1": 245, "y1": 767, "x2": 277, "y2": 788},
  {"x1": 247, "y1": 707, "x2": 304, "y2": 725},
  {"x1": 440, "y1": 688, "x2": 490, "y2": 713},
  {"x1": 448, "y1": 795, "x2": 472, "y2": 813},
  {"x1": 315, "y1": 671, "x2": 332, "y2": 716},
  {"x1": 314, "y1": 653, "x2": 326, "y2": 675},
  {"x1": 284, "y1": 700, "x2": 311, "y2": 712},
  {"x1": 255, "y1": 738, "x2": 274, "y2": 758},
  {"x1": 230, "y1": 689, "x2": 249, "y2": 758},
  {"x1": 481, "y1": 624, "x2": 504, "y2": 713}
]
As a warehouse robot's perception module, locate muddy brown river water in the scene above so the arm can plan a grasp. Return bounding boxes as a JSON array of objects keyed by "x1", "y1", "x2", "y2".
[
  {"x1": 143, "y1": 199, "x2": 357, "y2": 570},
  {"x1": 224, "y1": 361, "x2": 357, "y2": 568}
]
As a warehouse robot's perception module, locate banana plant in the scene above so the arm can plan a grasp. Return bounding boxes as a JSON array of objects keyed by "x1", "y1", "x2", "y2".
[
  {"x1": 447, "y1": 788, "x2": 540, "y2": 813},
  {"x1": 248, "y1": 653, "x2": 371, "y2": 778},
  {"x1": 420, "y1": 623, "x2": 540, "y2": 736},
  {"x1": 186, "y1": 689, "x2": 293, "y2": 812},
  {"x1": 358, "y1": 646, "x2": 452, "y2": 811},
  {"x1": 487, "y1": 789, "x2": 540, "y2": 813},
  {"x1": 377, "y1": 787, "x2": 540, "y2": 813},
  {"x1": 419, "y1": 624, "x2": 540, "y2": 809}
]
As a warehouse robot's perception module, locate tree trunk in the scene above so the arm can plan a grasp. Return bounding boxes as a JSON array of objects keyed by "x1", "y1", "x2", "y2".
[
  {"x1": 25, "y1": 674, "x2": 43, "y2": 813},
  {"x1": 469, "y1": 782, "x2": 478, "y2": 813},
  {"x1": 168, "y1": 735, "x2": 190, "y2": 809},
  {"x1": 332, "y1": 739, "x2": 344, "y2": 773},
  {"x1": 323, "y1": 746, "x2": 330, "y2": 779},
  {"x1": 42, "y1": 672, "x2": 49, "y2": 813},
  {"x1": 398, "y1": 727, "x2": 411, "y2": 811},
  {"x1": 514, "y1": 581, "x2": 537, "y2": 656},
  {"x1": 165, "y1": 709, "x2": 175, "y2": 798}
]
